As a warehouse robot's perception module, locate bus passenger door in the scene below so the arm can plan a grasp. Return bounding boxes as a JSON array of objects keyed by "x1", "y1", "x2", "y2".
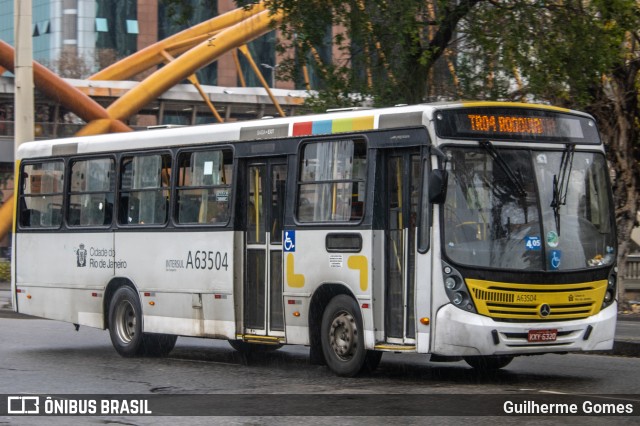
[
  {"x1": 384, "y1": 151, "x2": 421, "y2": 343},
  {"x1": 244, "y1": 159, "x2": 287, "y2": 339}
]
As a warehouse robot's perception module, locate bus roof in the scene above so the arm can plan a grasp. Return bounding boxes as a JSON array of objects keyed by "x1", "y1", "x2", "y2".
[{"x1": 15, "y1": 101, "x2": 594, "y2": 160}]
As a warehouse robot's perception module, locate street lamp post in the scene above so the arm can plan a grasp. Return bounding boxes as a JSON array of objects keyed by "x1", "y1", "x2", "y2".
[
  {"x1": 260, "y1": 63, "x2": 277, "y2": 88},
  {"x1": 14, "y1": 0, "x2": 35, "y2": 151}
]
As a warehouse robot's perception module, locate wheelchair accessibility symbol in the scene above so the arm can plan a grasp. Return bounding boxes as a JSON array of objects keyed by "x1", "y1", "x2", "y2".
[
  {"x1": 550, "y1": 250, "x2": 561, "y2": 270},
  {"x1": 284, "y1": 231, "x2": 296, "y2": 252}
]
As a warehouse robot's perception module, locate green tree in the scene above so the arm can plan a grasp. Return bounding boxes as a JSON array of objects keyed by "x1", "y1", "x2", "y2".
[
  {"x1": 273, "y1": 0, "x2": 640, "y2": 302},
  {"x1": 270, "y1": 0, "x2": 483, "y2": 108},
  {"x1": 455, "y1": 0, "x2": 640, "y2": 303},
  {"x1": 161, "y1": 0, "x2": 640, "y2": 301}
]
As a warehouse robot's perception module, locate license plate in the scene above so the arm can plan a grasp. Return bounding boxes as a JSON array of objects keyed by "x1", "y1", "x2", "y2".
[{"x1": 527, "y1": 329, "x2": 557, "y2": 342}]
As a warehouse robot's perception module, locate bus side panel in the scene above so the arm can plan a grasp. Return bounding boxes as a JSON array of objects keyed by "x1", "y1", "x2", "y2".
[
  {"x1": 283, "y1": 229, "x2": 375, "y2": 348},
  {"x1": 414, "y1": 227, "x2": 433, "y2": 353},
  {"x1": 15, "y1": 232, "x2": 114, "y2": 327},
  {"x1": 371, "y1": 229, "x2": 386, "y2": 344},
  {"x1": 114, "y1": 231, "x2": 236, "y2": 339}
]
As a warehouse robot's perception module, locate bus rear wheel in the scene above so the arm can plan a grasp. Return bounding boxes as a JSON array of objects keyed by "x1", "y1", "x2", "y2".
[
  {"x1": 108, "y1": 286, "x2": 176, "y2": 357},
  {"x1": 464, "y1": 355, "x2": 514, "y2": 370},
  {"x1": 321, "y1": 295, "x2": 380, "y2": 377}
]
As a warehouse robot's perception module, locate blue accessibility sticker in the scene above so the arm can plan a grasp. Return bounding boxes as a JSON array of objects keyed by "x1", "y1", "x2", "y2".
[
  {"x1": 283, "y1": 230, "x2": 296, "y2": 252},
  {"x1": 549, "y1": 250, "x2": 562, "y2": 270}
]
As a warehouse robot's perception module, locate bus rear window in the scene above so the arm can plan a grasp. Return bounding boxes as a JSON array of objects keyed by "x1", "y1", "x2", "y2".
[
  {"x1": 296, "y1": 139, "x2": 367, "y2": 223},
  {"x1": 19, "y1": 161, "x2": 64, "y2": 228}
]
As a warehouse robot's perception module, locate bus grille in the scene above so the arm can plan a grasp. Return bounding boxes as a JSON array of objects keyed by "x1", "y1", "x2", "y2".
[{"x1": 466, "y1": 279, "x2": 608, "y2": 322}]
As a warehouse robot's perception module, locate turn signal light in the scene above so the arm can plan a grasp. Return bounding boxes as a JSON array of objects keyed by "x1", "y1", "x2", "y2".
[
  {"x1": 293, "y1": 311, "x2": 300, "y2": 317},
  {"x1": 420, "y1": 317, "x2": 430, "y2": 325}
]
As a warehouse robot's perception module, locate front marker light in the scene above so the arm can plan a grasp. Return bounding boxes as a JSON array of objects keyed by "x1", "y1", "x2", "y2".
[
  {"x1": 445, "y1": 277, "x2": 457, "y2": 290},
  {"x1": 604, "y1": 290, "x2": 613, "y2": 303},
  {"x1": 442, "y1": 261, "x2": 477, "y2": 314},
  {"x1": 602, "y1": 272, "x2": 616, "y2": 310}
]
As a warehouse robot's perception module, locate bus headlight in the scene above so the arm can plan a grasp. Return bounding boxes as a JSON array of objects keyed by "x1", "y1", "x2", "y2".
[
  {"x1": 445, "y1": 277, "x2": 458, "y2": 290},
  {"x1": 604, "y1": 290, "x2": 613, "y2": 303},
  {"x1": 442, "y1": 261, "x2": 476, "y2": 313},
  {"x1": 602, "y1": 272, "x2": 616, "y2": 310}
]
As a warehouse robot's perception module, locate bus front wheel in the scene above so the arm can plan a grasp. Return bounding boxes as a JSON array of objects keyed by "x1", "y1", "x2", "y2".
[
  {"x1": 108, "y1": 286, "x2": 176, "y2": 357},
  {"x1": 320, "y1": 295, "x2": 381, "y2": 377}
]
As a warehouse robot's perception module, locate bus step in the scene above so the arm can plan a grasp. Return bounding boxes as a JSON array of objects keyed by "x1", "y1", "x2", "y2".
[{"x1": 374, "y1": 343, "x2": 416, "y2": 352}]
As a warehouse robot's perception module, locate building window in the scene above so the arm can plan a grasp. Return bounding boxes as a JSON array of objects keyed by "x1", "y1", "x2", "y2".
[
  {"x1": 96, "y1": 18, "x2": 108, "y2": 32},
  {"x1": 126, "y1": 20, "x2": 139, "y2": 34}
]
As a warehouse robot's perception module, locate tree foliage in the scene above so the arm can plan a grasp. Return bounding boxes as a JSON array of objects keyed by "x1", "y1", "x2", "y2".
[
  {"x1": 269, "y1": 0, "x2": 482, "y2": 108},
  {"x1": 456, "y1": 0, "x2": 640, "y2": 300},
  {"x1": 272, "y1": 0, "x2": 640, "y2": 300},
  {"x1": 159, "y1": 0, "x2": 640, "y2": 299}
]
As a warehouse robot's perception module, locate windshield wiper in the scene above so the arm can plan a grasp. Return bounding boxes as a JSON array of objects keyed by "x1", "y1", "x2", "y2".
[
  {"x1": 550, "y1": 144, "x2": 575, "y2": 235},
  {"x1": 479, "y1": 140, "x2": 526, "y2": 197}
]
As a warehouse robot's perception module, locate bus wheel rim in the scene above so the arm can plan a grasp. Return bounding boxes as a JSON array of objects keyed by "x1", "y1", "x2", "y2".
[
  {"x1": 329, "y1": 310, "x2": 358, "y2": 361},
  {"x1": 115, "y1": 300, "x2": 136, "y2": 344}
]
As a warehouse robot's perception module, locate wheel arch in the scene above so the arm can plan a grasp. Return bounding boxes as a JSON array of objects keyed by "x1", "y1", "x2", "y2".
[
  {"x1": 103, "y1": 277, "x2": 139, "y2": 329},
  {"x1": 308, "y1": 282, "x2": 358, "y2": 351}
]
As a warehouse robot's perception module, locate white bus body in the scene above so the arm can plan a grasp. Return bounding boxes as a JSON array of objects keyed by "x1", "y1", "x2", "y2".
[{"x1": 13, "y1": 102, "x2": 617, "y2": 376}]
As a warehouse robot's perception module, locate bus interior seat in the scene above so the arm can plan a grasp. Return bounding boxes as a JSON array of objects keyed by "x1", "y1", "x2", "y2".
[
  {"x1": 20, "y1": 209, "x2": 41, "y2": 227},
  {"x1": 179, "y1": 195, "x2": 202, "y2": 223},
  {"x1": 49, "y1": 205, "x2": 62, "y2": 226}
]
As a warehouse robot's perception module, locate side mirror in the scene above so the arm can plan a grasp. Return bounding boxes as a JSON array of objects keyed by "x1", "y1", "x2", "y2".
[{"x1": 428, "y1": 169, "x2": 448, "y2": 204}]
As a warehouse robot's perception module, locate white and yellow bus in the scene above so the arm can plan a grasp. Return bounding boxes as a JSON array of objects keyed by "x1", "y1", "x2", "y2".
[{"x1": 12, "y1": 102, "x2": 617, "y2": 376}]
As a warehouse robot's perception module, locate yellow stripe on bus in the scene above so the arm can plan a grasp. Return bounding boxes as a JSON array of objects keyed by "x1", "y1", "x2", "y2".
[
  {"x1": 461, "y1": 101, "x2": 571, "y2": 113},
  {"x1": 286, "y1": 253, "x2": 305, "y2": 288},
  {"x1": 347, "y1": 255, "x2": 368, "y2": 291}
]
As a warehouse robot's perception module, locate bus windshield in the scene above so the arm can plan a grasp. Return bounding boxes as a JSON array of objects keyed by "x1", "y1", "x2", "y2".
[{"x1": 442, "y1": 146, "x2": 616, "y2": 271}]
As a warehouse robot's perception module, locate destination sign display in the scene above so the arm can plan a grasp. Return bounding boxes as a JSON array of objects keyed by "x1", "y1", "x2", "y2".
[{"x1": 435, "y1": 107, "x2": 600, "y2": 144}]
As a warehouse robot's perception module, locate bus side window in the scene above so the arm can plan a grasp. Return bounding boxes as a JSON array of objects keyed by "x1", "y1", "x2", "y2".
[
  {"x1": 19, "y1": 161, "x2": 64, "y2": 229},
  {"x1": 176, "y1": 149, "x2": 233, "y2": 225},
  {"x1": 67, "y1": 157, "x2": 115, "y2": 227},
  {"x1": 296, "y1": 139, "x2": 367, "y2": 223},
  {"x1": 118, "y1": 153, "x2": 170, "y2": 226}
]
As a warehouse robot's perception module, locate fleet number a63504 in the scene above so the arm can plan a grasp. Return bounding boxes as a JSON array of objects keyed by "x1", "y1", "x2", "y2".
[{"x1": 186, "y1": 250, "x2": 229, "y2": 271}]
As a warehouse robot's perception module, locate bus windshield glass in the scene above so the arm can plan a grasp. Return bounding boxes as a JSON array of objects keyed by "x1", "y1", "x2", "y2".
[{"x1": 442, "y1": 147, "x2": 616, "y2": 271}]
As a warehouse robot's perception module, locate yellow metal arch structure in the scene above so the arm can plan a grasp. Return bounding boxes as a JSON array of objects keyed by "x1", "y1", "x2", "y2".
[
  {"x1": 0, "y1": 40, "x2": 132, "y2": 131},
  {"x1": 78, "y1": 6, "x2": 284, "y2": 135},
  {"x1": 0, "y1": 1, "x2": 285, "y2": 240},
  {"x1": 90, "y1": 2, "x2": 268, "y2": 81},
  {"x1": 0, "y1": 40, "x2": 133, "y2": 240}
]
